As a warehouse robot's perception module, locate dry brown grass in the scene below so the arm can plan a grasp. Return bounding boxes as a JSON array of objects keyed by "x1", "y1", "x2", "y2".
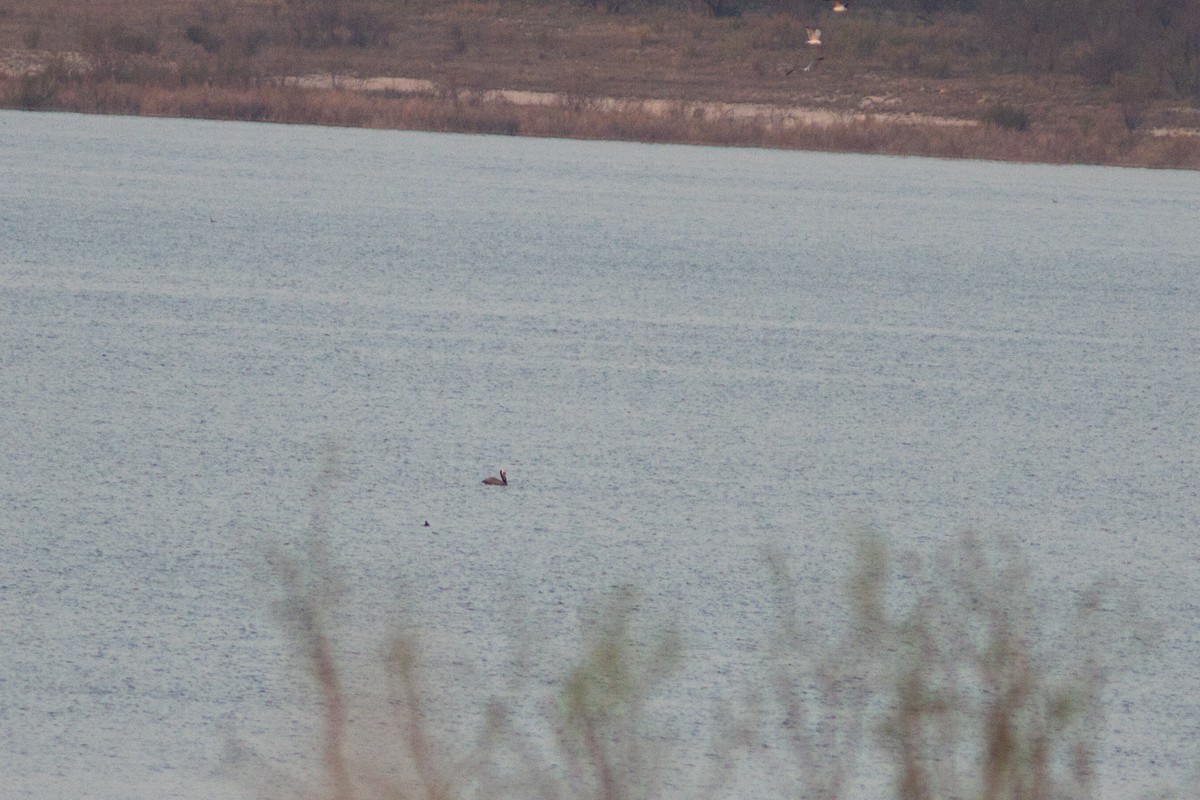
[
  {"x1": 258, "y1": 455, "x2": 1143, "y2": 800},
  {"x1": 1, "y1": 0, "x2": 1198, "y2": 167}
]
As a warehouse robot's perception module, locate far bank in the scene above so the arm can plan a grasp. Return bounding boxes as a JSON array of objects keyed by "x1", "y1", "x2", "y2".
[{"x1": 2, "y1": 0, "x2": 1199, "y2": 168}]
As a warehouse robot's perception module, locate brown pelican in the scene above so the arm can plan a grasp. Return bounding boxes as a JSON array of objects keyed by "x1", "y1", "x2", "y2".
[{"x1": 483, "y1": 469, "x2": 508, "y2": 486}]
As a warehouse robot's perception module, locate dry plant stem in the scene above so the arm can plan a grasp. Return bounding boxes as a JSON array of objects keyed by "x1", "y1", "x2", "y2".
[
  {"x1": 560, "y1": 626, "x2": 628, "y2": 800},
  {"x1": 269, "y1": 443, "x2": 355, "y2": 800},
  {"x1": 387, "y1": 642, "x2": 452, "y2": 800},
  {"x1": 269, "y1": 552, "x2": 354, "y2": 800},
  {"x1": 315, "y1": 620, "x2": 353, "y2": 800},
  {"x1": 767, "y1": 544, "x2": 874, "y2": 800},
  {"x1": 897, "y1": 532, "x2": 1108, "y2": 800},
  {"x1": 579, "y1": 709, "x2": 618, "y2": 800},
  {"x1": 557, "y1": 586, "x2": 682, "y2": 800}
]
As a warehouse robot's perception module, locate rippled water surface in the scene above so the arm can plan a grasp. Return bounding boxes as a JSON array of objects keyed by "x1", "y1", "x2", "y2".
[{"x1": 2, "y1": 110, "x2": 1198, "y2": 798}]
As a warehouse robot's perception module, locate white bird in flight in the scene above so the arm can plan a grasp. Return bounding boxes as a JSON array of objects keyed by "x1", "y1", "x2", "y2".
[{"x1": 806, "y1": 28, "x2": 822, "y2": 45}]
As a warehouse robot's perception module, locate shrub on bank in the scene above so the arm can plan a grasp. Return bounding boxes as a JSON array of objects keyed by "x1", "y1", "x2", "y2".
[{"x1": 981, "y1": 102, "x2": 1030, "y2": 131}]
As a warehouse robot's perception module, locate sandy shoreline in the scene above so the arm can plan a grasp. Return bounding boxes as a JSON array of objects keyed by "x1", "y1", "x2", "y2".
[
  {"x1": 279, "y1": 73, "x2": 1200, "y2": 139},
  {"x1": 282, "y1": 73, "x2": 982, "y2": 132}
]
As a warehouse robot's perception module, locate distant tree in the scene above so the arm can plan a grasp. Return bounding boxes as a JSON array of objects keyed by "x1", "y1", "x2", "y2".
[
  {"x1": 892, "y1": 0, "x2": 980, "y2": 15},
  {"x1": 977, "y1": 0, "x2": 1091, "y2": 70},
  {"x1": 1153, "y1": 0, "x2": 1200, "y2": 96},
  {"x1": 974, "y1": 0, "x2": 1200, "y2": 96},
  {"x1": 285, "y1": 0, "x2": 395, "y2": 47}
]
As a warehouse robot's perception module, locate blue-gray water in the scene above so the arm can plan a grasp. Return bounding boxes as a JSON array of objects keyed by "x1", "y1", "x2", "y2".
[{"x1": 2, "y1": 109, "x2": 1198, "y2": 799}]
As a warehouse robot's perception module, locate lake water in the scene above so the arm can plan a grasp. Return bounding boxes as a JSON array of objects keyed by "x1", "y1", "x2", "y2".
[{"x1": 2, "y1": 109, "x2": 1198, "y2": 799}]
